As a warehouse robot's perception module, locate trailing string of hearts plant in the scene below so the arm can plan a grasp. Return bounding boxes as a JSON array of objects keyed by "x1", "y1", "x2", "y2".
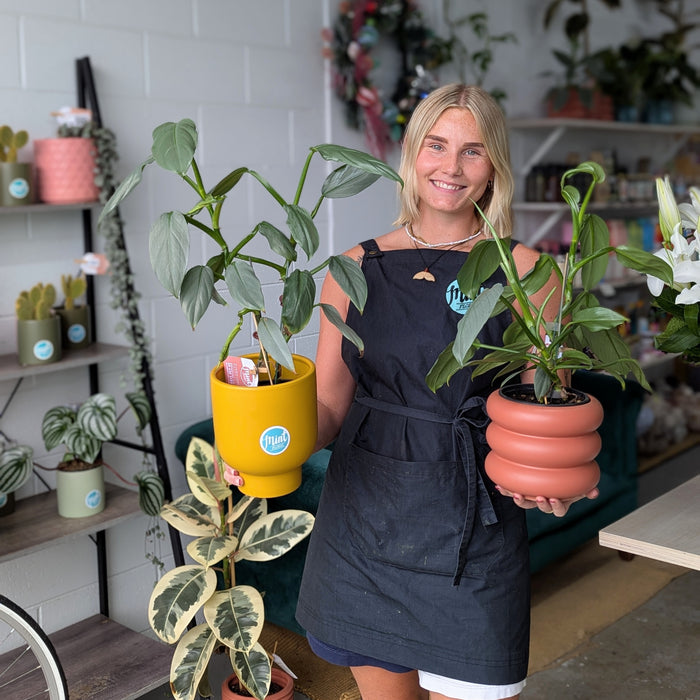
[{"x1": 323, "y1": 0, "x2": 451, "y2": 160}]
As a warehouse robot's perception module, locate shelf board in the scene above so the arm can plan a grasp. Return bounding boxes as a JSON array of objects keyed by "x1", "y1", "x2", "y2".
[
  {"x1": 513, "y1": 200, "x2": 657, "y2": 214},
  {"x1": 0, "y1": 614, "x2": 171, "y2": 700},
  {"x1": 0, "y1": 342, "x2": 128, "y2": 381},
  {"x1": 508, "y1": 118, "x2": 700, "y2": 135},
  {"x1": 0, "y1": 483, "x2": 141, "y2": 564},
  {"x1": 0, "y1": 201, "x2": 100, "y2": 214}
]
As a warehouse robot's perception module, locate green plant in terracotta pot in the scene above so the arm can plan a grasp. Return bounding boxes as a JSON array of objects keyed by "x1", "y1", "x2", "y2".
[
  {"x1": 39, "y1": 391, "x2": 164, "y2": 519},
  {"x1": 56, "y1": 273, "x2": 91, "y2": 350},
  {"x1": 148, "y1": 436, "x2": 313, "y2": 700},
  {"x1": 0, "y1": 125, "x2": 34, "y2": 206},
  {"x1": 15, "y1": 282, "x2": 62, "y2": 366},
  {"x1": 426, "y1": 161, "x2": 673, "y2": 499},
  {"x1": 99, "y1": 118, "x2": 401, "y2": 497}
]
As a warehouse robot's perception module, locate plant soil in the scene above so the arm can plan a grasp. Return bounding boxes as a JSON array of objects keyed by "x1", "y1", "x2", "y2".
[
  {"x1": 226, "y1": 679, "x2": 284, "y2": 697},
  {"x1": 501, "y1": 384, "x2": 589, "y2": 406},
  {"x1": 58, "y1": 459, "x2": 102, "y2": 472}
]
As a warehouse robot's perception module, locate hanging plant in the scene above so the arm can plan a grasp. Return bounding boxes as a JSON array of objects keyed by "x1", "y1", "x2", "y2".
[{"x1": 324, "y1": 0, "x2": 451, "y2": 159}]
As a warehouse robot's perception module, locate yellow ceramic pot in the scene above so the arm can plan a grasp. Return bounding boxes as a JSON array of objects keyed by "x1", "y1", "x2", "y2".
[{"x1": 210, "y1": 354, "x2": 317, "y2": 497}]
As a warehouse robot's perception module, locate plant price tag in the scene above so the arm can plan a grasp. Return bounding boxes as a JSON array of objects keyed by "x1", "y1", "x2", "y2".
[{"x1": 223, "y1": 356, "x2": 258, "y2": 387}]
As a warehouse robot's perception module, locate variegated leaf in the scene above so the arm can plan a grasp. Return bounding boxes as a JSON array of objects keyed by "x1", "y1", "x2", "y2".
[
  {"x1": 41, "y1": 406, "x2": 76, "y2": 451},
  {"x1": 160, "y1": 494, "x2": 220, "y2": 537},
  {"x1": 125, "y1": 391, "x2": 151, "y2": 431},
  {"x1": 231, "y1": 643, "x2": 271, "y2": 700},
  {"x1": 170, "y1": 623, "x2": 217, "y2": 700},
  {"x1": 76, "y1": 393, "x2": 118, "y2": 441},
  {"x1": 236, "y1": 510, "x2": 314, "y2": 562},
  {"x1": 62, "y1": 424, "x2": 101, "y2": 464},
  {"x1": 0, "y1": 445, "x2": 34, "y2": 493},
  {"x1": 148, "y1": 565, "x2": 217, "y2": 644},
  {"x1": 226, "y1": 497, "x2": 267, "y2": 539},
  {"x1": 203, "y1": 586, "x2": 264, "y2": 652},
  {"x1": 186, "y1": 534, "x2": 238, "y2": 568},
  {"x1": 188, "y1": 472, "x2": 232, "y2": 507}
]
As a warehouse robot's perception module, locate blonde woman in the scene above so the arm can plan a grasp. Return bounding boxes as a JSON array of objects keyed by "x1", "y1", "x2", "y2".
[{"x1": 296, "y1": 84, "x2": 596, "y2": 700}]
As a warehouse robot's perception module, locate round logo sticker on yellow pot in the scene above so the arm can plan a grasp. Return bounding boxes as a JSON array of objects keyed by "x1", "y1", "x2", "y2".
[{"x1": 260, "y1": 426, "x2": 291, "y2": 456}]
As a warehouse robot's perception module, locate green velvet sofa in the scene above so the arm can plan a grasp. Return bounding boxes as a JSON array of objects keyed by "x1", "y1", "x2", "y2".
[{"x1": 174, "y1": 370, "x2": 644, "y2": 636}]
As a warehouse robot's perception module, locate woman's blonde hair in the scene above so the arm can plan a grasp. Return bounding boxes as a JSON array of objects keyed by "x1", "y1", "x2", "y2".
[{"x1": 394, "y1": 83, "x2": 514, "y2": 238}]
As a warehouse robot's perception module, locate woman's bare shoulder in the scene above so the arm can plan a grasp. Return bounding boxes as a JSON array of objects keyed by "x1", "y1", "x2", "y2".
[{"x1": 512, "y1": 240, "x2": 541, "y2": 273}]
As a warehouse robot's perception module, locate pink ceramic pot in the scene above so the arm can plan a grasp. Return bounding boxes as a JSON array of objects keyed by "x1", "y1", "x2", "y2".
[{"x1": 34, "y1": 138, "x2": 99, "y2": 204}]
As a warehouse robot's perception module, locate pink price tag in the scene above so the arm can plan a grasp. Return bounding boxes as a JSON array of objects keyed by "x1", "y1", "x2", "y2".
[{"x1": 223, "y1": 356, "x2": 258, "y2": 387}]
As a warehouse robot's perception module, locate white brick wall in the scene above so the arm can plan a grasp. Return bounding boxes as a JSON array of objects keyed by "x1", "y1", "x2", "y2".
[{"x1": 0, "y1": 0, "x2": 681, "y2": 639}]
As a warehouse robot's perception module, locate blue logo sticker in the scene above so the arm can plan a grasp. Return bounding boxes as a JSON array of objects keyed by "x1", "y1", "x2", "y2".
[
  {"x1": 260, "y1": 426, "x2": 291, "y2": 456},
  {"x1": 85, "y1": 489, "x2": 102, "y2": 509},
  {"x1": 33, "y1": 340, "x2": 55, "y2": 361},
  {"x1": 9, "y1": 177, "x2": 30, "y2": 199},
  {"x1": 446, "y1": 280, "x2": 484, "y2": 315},
  {"x1": 67, "y1": 323, "x2": 87, "y2": 343}
]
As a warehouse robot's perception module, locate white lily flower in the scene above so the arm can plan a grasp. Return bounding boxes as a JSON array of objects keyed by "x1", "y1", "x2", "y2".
[
  {"x1": 655, "y1": 176, "x2": 682, "y2": 244},
  {"x1": 646, "y1": 230, "x2": 698, "y2": 297},
  {"x1": 676, "y1": 285, "x2": 700, "y2": 305},
  {"x1": 678, "y1": 186, "x2": 700, "y2": 231}
]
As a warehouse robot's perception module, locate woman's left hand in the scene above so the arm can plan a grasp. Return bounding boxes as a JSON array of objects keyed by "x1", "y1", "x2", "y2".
[{"x1": 495, "y1": 485, "x2": 599, "y2": 517}]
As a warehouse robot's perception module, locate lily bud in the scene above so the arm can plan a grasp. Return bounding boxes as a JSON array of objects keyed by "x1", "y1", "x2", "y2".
[{"x1": 655, "y1": 176, "x2": 682, "y2": 244}]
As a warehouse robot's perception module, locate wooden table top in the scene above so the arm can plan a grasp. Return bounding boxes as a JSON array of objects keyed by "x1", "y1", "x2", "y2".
[{"x1": 599, "y1": 473, "x2": 700, "y2": 570}]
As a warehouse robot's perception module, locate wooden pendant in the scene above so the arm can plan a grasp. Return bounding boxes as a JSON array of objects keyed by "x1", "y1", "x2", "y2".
[{"x1": 413, "y1": 269, "x2": 435, "y2": 282}]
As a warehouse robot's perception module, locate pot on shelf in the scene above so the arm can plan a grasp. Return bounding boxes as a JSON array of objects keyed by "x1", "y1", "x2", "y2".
[
  {"x1": 485, "y1": 384, "x2": 603, "y2": 500},
  {"x1": 56, "y1": 461, "x2": 105, "y2": 518},
  {"x1": 221, "y1": 668, "x2": 294, "y2": 700},
  {"x1": 55, "y1": 305, "x2": 91, "y2": 350},
  {"x1": 33, "y1": 137, "x2": 99, "y2": 204},
  {"x1": 16, "y1": 316, "x2": 62, "y2": 366},
  {"x1": 210, "y1": 354, "x2": 317, "y2": 498},
  {"x1": 0, "y1": 162, "x2": 34, "y2": 206}
]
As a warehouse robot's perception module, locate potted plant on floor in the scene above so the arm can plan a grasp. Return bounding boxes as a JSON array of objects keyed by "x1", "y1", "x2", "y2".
[
  {"x1": 148, "y1": 436, "x2": 312, "y2": 700},
  {"x1": 0, "y1": 125, "x2": 34, "y2": 206},
  {"x1": 39, "y1": 391, "x2": 164, "y2": 518},
  {"x1": 100, "y1": 118, "x2": 401, "y2": 497},
  {"x1": 426, "y1": 161, "x2": 673, "y2": 498},
  {"x1": 55, "y1": 273, "x2": 91, "y2": 350},
  {"x1": 15, "y1": 282, "x2": 62, "y2": 366}
]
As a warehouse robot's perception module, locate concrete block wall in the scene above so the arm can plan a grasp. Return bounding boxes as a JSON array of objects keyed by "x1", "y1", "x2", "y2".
[{"x1": 0, "y1": 0, "x2": 683, "y2": 638}]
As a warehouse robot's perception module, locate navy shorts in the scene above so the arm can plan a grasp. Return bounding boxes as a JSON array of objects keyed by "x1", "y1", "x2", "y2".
[{"x1": 307, "y1": 633, "x2": 413, "y2": 673}]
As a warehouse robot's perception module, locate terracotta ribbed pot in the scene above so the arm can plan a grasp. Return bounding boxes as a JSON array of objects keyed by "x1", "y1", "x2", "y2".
[
  {"x1": 221, "y1": 668, "x2": 294, "y2": 700},
  {"x1": 485, "y1": 384, "x2": 603, "y2": 500}
]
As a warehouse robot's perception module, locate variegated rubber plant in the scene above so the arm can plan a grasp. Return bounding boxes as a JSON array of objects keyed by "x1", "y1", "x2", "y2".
[
  {"x1": 40, "y1": 392, "x2": 164, "y2": 516},
  {"x1": 99, "y1": 118, "x2": 402, "y2": 383},
  {"x1": 148, "y1": 436, "x2": 314, "y2": 700}
]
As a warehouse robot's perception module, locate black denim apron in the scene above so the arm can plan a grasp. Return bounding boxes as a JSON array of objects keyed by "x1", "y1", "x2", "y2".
[{"x1": 296, "y1": 239, "x2": 530, "y2": 684}]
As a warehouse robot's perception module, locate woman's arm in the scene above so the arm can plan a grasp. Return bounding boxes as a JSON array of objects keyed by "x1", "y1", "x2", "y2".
[{"x1": 313, "y1": 247, "x2": 363, "y2": 451}]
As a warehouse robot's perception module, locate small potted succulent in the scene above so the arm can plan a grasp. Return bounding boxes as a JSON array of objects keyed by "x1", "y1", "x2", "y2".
[
  {"x1": 148, "y1": 436, "x2": 313, "y2": 700},
  {"x1": 426, "y1": 161, "x2": 673, "y2": 498},
  {"x1": 0, "y1": 124, "x2": 34, "y2": 206},
  {"x1": 39, "y1": 391, "x2": 164, "y2": 518},
  {"x1": 15, "y1": 282, "x2": 62, "y2": 366},
  {"x1": 56, "y1": 272, "x2": 91, "y2": 350},
  {"x1": 100, "y1": 118, "x2": 401, "y2": 497}
]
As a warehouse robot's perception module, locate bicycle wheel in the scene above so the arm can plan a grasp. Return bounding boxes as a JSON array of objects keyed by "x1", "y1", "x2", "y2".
[{"x1": 0, "y1": 594, "x2": 68, "y2": 700}]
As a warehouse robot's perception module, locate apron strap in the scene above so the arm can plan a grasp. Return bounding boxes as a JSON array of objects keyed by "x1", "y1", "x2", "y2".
[{"x1": 354, "y1": 394, "x2": 498, "y2": 586}]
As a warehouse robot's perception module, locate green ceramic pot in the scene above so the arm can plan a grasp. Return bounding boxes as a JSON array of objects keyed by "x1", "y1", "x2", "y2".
[
  {"x1": 56, "y1": 305, "x2": 91, "y2": 350},
  {"x1": 16, "y1": 317, "x2": 62, "y2": 366},
  {"x1": 0, "y1": 162, "x2": 34, "y2": 206},
  {"x1": 56, "y1": 462, "x2": 105, "y2": 518}
]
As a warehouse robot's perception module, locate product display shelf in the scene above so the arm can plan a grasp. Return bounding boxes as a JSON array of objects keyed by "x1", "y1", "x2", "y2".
[
  {"x1": 0, "y1": 485, "x2": 171, "y2": 699},
  {"x1": 0, "y1": 56, "x2": 183, "y2": 700},
  {"x1": 0, "y1": 342, "x2": 128, "y2": 381}
]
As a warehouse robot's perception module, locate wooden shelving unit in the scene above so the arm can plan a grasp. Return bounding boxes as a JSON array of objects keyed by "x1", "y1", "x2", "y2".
[{"x1": 0, "y1": 486, "x2": 171, "y2": 698}]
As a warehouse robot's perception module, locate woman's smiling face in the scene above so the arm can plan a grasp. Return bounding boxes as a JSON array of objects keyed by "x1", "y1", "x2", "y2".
[{"x1": 414, "y1": 107, "x2": 494, "y2": 219}]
